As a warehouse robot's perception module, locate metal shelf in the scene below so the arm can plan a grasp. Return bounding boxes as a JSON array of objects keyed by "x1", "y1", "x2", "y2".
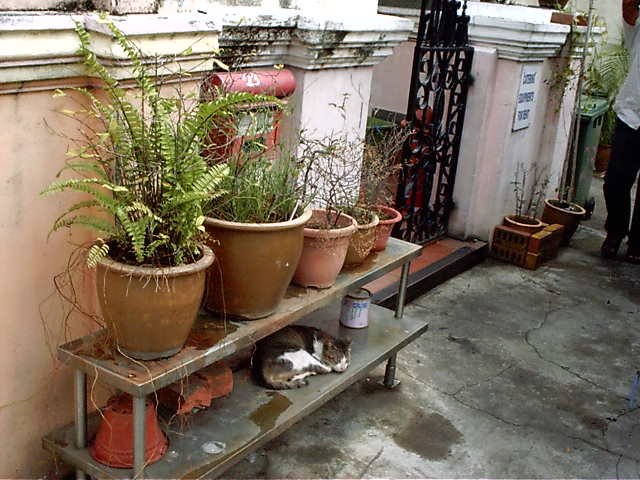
[
  {"x1": 56, "y1": 238, "x2": 422, "y2": 396},
  {"x1": 43, "y1": 303, "x2": 429, "y2": 479}
]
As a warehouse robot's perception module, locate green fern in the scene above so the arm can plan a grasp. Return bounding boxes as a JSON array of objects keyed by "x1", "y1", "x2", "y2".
[{"x1": 43, "y1": 19, "x2": 279, "y2": 267}]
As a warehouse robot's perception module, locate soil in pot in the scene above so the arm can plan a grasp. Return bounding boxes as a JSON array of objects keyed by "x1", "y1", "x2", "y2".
[
  {"x1": 542, "y1": 199, "x2": 586, "y2": 245},
  {"x1": 503, "y1": 215, "x2": 544, "y2": 235},
  {"x1": 344, "y1": 211, "x2": 380, "y2": 266},
  {"x1": 96, "y1": 246, "x2": 214, "y2": 360},
  {"x1": 292, "y1": 209, "x2": 357, "y2": 289},
  {"x1": 203, "y1": 209, "x2": 312, "y2": 320},
  {"x1": 372, "y1": 205, "x2": 403, "y2": 252}
]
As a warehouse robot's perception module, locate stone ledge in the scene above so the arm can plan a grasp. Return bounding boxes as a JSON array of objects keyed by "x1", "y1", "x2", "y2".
[{"x1": 0, "y1": 7, "x2": 412, "y2": 89}]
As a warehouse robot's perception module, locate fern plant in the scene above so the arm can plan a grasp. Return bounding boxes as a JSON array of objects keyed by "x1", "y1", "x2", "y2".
[{"x1": 42, "y1": 19, "x2": 273, "y2": 267}]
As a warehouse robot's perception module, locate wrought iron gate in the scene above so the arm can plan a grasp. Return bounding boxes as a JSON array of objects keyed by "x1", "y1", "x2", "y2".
[{"x1": 394, "y1": 0, "x2": 474, "y2": 244}]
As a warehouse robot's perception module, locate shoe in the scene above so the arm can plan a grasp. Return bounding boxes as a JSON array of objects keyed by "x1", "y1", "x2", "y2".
[
  {"x1": 601, "y1": 235, "x2": 624, "y2": 259},
  {"x1": 625, "y1": 245, "x2": 640, "y2": 264}
]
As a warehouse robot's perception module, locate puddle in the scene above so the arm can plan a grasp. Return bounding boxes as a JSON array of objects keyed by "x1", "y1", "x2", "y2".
[
  {"x1": 249, "y1": 392, "x2": 292, "y2": 434},
  {"x1": 392, "y1": 413, "x2": 462, "y2": 460},
  {"x1": 186, "y1": 322, "x2": 238, "y2": 350}
]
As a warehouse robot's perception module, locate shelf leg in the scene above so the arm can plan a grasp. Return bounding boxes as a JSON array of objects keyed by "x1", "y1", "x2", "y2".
[
  {"x1": 74, "y1": 370, "x2": 87, "y2": 480},
  {"x1": 133, "y1": 395, "x2": 146, "y2": 479},
  {"x1": 383, "y1": 261, "x2": 411, "y2": 389}
]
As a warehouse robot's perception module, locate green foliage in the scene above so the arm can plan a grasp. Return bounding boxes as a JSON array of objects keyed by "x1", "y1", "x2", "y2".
[
  {"x1": 42, "y1": 19, "x2": 274, "y2": 267},
  {"x1": 585, "y1": 37, "x2": 630, "y2": 145},
  {"x1": 207, "y1": 148, "x2": 312, "y2": 224}
]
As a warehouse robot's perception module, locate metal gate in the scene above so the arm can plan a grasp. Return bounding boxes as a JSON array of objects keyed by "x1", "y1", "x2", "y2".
[{"x1": 394, "y1": 0, "x2": 474, "y2": 244}]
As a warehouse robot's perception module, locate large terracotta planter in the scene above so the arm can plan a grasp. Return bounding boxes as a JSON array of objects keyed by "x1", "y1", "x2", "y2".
[
  {"x1": 96, "y1": 246, "x2": 214, "y2": 360},
  {"x1": 503, "y1": 215, "x2": 544, "y2": 235},
  {"x1": 89, "y1": 394, "x2": 167, "y2": 468},
  {"x1": 541, "y1": 199, "x2": 586, "y2": 245},
  {"x1": 203, "y1": 209, "x2": 312, "y2": 319},
  {"x1": 292, "y1": 209, "x2": 357, "y2": 288},
  {"x1": 344, "y1": 212, "x2": 379, "y2": 266},
  {"x1": 372, "y1": 205, "x2": 402, "y2": 252}
]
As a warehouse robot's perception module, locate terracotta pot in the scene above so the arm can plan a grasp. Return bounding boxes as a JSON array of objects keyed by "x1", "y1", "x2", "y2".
[
  {"x1": 372, "y1": 205, "x2": 403, "y2": 252},
  {"x1": 595, "y1": 144, "x2": 611, "y2": 174},
  {"x1": 203, "y1": 209, "x2": 312, "y2": 319},
  {"x1": 96, "y1": 246, "x2": 214, "y2": 360},
  {"x1": 539, "y1": 0, "x2": 569, "y2": 9},
  {"x1": 344, "y1": 212, "x2": 379, "y2": 266},
  {"x1": 541, "y1": 199, "x2": 586, "y2": 245},
  {"x1": 292, "y1": 209, "x2": 357, "y2": 288},
  {"x1": 89, "y1": 394, "x2": 167, "y2": 468},
  {"x1": 503, "y1": 215, "x2": 544, "y2": 235}
]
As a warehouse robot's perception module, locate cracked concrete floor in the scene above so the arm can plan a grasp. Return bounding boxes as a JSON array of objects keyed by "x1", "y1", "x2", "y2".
[{"x1": 225, "y1": 183, "x2": 639, "y2": 479}]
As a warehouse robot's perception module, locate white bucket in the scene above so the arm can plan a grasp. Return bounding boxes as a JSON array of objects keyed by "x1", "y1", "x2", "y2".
[{"x1": 339, "y1": 288, "x2": 372, "y2": 329}]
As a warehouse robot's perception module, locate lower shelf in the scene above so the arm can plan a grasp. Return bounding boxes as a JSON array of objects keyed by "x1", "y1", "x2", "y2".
[{"x1": 43, "y1": 304, "x2": 429, "y2": 479}]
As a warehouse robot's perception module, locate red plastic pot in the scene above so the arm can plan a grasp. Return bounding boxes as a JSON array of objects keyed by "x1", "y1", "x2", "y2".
[
  {"x1": 372, "y1": 205, "x2": 403, "y2": 252},
  {"x1": 89, "y1": 394, "x2": 168, "y2": 468}
]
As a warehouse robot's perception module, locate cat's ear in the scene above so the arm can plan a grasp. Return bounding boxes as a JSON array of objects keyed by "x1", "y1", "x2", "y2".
[{"x1": 341, "y1": 337, "x2": 353, "y2": 347}]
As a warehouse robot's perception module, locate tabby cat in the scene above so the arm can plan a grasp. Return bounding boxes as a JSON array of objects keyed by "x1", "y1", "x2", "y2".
[{"x1": 253, "y1": 326, "x2": 352, "y2": 390}]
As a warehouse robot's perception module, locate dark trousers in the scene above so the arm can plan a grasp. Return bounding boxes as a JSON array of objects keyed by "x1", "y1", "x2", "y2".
[{"x1": 603, "y1": 118, "x2": 640, "y2": 248}]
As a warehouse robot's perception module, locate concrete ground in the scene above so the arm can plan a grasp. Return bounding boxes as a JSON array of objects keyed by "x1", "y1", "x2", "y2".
[{"x1": 225, "y1": 177, "x2": 640, "y2": 479}]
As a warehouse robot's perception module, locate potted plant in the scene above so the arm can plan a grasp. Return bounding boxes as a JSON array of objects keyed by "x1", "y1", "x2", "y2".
[
  {"x1": 361, "y1": 122, "x2": 410, "y2": 252},
  {"x1": 291, "y1": 135, "x2": 358, "y2": 288},
  {"x1": 202, "y1": 146, "x2": 313, "y2": 319},
  {"x1": 584, "y1": 37, "x2": 630, "y2": 174},
  {"x1": 41, "y1": 21, "x2": 256, "y2": 360},
  {"x1": 504, "y1": 163, "x2": 548, "y2": 234}
]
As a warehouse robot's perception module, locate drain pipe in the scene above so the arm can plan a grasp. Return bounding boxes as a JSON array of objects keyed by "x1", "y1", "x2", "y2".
[{"x1": 566, "y1": 0, "x2": 596, "y2": 203}]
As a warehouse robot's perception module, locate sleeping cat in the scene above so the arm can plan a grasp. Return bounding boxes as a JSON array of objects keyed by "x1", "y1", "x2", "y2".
[{"x1": 253, "y1": 326, "x2": 352, "y2": 390}]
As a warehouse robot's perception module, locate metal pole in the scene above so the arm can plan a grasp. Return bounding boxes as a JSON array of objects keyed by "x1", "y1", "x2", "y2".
[
  {"x1": 74, "y1": 370, "x2": 86, "y2": 480},
  {"x1": 395, "y1": 262, "x2": 411, "y2": 319},
  {"x1": 133, "y1": 395, "x2": 146, "y2": 479},
  {"x1": 383, "y1": 261, "x2": 411, "y2": 388}
]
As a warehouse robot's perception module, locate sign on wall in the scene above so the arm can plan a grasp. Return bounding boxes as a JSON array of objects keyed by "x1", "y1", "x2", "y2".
[{"x1": 513, "y1": 64, "x2": 540, "y2": 131}]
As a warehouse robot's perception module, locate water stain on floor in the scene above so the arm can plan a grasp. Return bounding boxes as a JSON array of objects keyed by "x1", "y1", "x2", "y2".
[
  {"x1": 250, "y1": 392, "x2": 293, "y2": 435},
  {"x1": 392, "y1": 412, "x2": 462, "y2": 461}
]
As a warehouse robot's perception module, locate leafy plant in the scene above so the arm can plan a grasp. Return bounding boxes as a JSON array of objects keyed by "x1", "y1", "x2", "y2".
[
  {"x1": 585, "y1": 36, "x2": 630, "y2": 145},
  {"x1": 41, "y1": 19, "x2": 270, "y2": 267},
  {"x1": 206, "y1": 147, "x2": 314, "y2": 223},
  {"x1": 360, "y1": 123, "x2": 411, "y2": 210},
  {"x1": 297, "y1": 134, "x2": 365, "y2": 228},
  {"x1": 511, "y1": 162, "x2": 550, "y2": 220}
]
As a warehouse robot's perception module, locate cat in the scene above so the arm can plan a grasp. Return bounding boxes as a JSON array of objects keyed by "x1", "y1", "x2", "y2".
[{"x1": 253, "y1": 325, "x2": 352, "y2": 390}]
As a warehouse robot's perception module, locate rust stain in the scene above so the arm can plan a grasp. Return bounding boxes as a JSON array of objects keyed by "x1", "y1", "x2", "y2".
[
  {"x1": 186, "y1": 322, "x2": 237, "y2": 350},
  {"x1": 77, "y1": 336, "x2": 115, "y2": 361},
  {"x1": 249, "y1": 392, "x2": 292, "y2": 435}
]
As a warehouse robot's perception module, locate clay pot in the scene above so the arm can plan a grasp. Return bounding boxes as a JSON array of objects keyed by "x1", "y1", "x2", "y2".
[
  {"x1": 203, "y1": 209, "x2": 312, "y2": 319},
  {"x1": 541, "y1": 199, "x2": 586, "y2": 245},
  {"x1": 292, "y1": 209, "x2": 357, "y2": 289},
  {"x1": 96, "y1": 246, "x2": 214, "y2": 360},
  {"x1": 595, "y1": 144, "x2": 611, "y2": 174},
  {"x1": 344, "y1": 212, "x2": 379, "y2": 266},
  {"x1": 372, "y1": 205, "x2": 403, "y2": 252},
  {"x1": 503, "y1": 215, "x2": 544, "y2": 235},
  {"x1": 89, "y1": 394, "x2": 168, "y2": 468},
  {"x1": 539, "y1": 0, "x2": 569, "y2": 10}
]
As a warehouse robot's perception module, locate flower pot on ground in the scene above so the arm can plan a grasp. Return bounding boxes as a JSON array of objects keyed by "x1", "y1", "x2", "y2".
[
  {"x1": 292, "y1": 209, "x2": 357, "y2": 288},
  {"x1": 90, "y1": 393, "x2": 167, "y2": 468},
  {"x1": 203, "y1": 209, "x2": 312, "y2": 319},
  {"x1": 203, "y1": 151, "x2": 313, "y2": 319},
  {"x1": 595, "y1": 144, "x2": 611, "y2": 174},
  {"x1": 503, "y1": 215, "x2": 545, "y2": 235},
  {"x1": 41, "y1": 22, "x2": 261, "y2": 359},
  {"x1": 96, "y1": 247, "x2": 214, "y2": 359},
  {"x1": 344, "y1": 208, "x2": 379, "y2": 266},
  {"x1": 541, "y1": 199, "x2": 586, "y2": 245},
  {"x1": 372, "y1": 205, "x2": 403, "y2": 252}
]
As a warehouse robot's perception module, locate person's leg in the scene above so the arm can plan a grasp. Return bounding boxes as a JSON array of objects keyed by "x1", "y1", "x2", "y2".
[
  {"x1": 626, "y1": 176, "x2": 640, "y2": 262},
  {"x1": 602, "y1": 119, "x2": 640, "y2": 258}
]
